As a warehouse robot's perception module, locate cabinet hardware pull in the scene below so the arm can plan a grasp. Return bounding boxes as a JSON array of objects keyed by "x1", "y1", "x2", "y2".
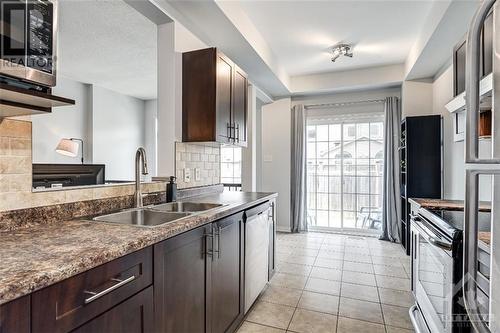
[
  {"x1": 226, "y1": 122, "x2": 231, "y2": 139},
  {"x1": 235, "y1": 124, "x2": 239, "y2": 142},
  {"x1": 217, "y1": 226, "x2": 222, "y2": 259},
  {"x1": 83, "y1": 275, "x2": 135, "y2": 304},
  {"x1": 204, "y1": 230, "x2": 215, "y2": 261}
]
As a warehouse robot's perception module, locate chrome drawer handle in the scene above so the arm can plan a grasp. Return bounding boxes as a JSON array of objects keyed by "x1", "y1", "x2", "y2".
[{"x1": 83, "y1": 275, "x2": 136, "y2": 304}]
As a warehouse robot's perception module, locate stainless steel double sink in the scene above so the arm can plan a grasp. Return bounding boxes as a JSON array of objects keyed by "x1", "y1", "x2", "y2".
[{"x1": 93, "y1": 202, "x2": 223, "y2": 227}]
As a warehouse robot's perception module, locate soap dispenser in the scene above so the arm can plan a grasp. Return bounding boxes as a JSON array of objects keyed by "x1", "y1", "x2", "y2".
[{"x1": 166, "y1": 176, "x2": 177, "y2": 203}]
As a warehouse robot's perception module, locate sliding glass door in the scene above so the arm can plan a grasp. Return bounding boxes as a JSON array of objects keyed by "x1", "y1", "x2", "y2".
[{"x1": 306, "y1": 119, "x2": 384, "y2": 233}]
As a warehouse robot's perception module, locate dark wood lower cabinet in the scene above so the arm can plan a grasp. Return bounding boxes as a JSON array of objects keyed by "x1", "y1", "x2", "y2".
[
  {"x1": 0, "y1": 295, "x2": 30, "y2": 333},
  {"x1": 209, "y1": 213, "x2": 244, "y2": 333},
  {"x1": 154, "y1": 224, "x2": 209, "y2": 333},
  {"x1": 155, "y1": 213, "x2": 244, "y2": 333},
  {"x1": 72, "y1": 287, "x2": 154, "y2": 333}
]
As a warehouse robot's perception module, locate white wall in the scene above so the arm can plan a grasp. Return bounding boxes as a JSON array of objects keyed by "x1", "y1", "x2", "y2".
[
  {"x1": 432, "y1": 65, "x2": 492, "y2": 201},
  {"x1": 401, "y1": 80, "x2": 433, "y2": 117},
  {"x1": 261, "y1": 98, "x2": 292, "y2": 231},
  {"x1": 92, "y1": 85, "x2": 146, "y2": 181},
  {"x1": 144, "y1": 99, "x2": 158, "y2": 181},
  {"x1": 32, "y1": 76, "x2": 92, "y2": 164}
]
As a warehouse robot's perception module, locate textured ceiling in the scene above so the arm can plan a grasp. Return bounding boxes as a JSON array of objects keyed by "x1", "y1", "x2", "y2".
[{"x1": 57, "y1": 0, "x2": 157, "y2": 100}]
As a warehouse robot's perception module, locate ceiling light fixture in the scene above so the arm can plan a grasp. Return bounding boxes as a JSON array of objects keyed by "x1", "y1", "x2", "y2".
[{"x1": 331, "y1": 43, "x2": 353, "y2": 62}]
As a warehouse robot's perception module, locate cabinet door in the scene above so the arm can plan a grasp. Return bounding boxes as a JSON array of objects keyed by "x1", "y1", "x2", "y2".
[
  {"x1": 232, "y1": 67, "x2": 248, "y2": 147},
  {"x1": 216, "y1": 54, "x2": 233, "y2": 143},
  {"x1": 0, "y1": 296, "x2": 30, "y2": 333},
  {"x1": 210, "y1": 213, "x2": 244, "y2": 333},
  {"x1": 154, "y1": 225, "x2": 209, "y2": 333},
  {"x1": 73, "y1": 287, "x2": 154, "y2": 333},
  {"x1": 453, "y1": 39, "x2": 466, "y2": 97}
]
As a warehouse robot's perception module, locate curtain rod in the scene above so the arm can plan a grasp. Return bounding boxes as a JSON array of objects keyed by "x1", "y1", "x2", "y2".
[{"x1": 304, "y1": 98, "x2": 386, "y2": 109}]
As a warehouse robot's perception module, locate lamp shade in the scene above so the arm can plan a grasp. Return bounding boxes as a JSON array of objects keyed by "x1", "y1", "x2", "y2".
[{"x1": 55, "y1": 139, "x2": 79, "y2": 157}]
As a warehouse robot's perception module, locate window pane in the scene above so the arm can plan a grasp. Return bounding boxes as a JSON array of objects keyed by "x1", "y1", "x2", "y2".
[
  {"x1": 343, "y1": 176, "x2": 356, "y2": 193},
  {"x1": 317, "y1": 142, "x2": 329, "y2": 157},
  {"x1": 317, "y1": 176, "x2": 328, "y2": 192},
  {"x1": 329, "y1": 194, "x2": 341, "y2": 210},
  {"x1": 371, "y1": 177, "x2": 383, "y2": 194},
  {"x1": 307, "y1": 192, "x2": 316, "y2": 208},
  {"x1": 317, "y1": 211, "x2": 329, "y2": 227},
  {"x1": 343, "y1": 194, "x2": 355, "y2": 211},
  {"x1": 357, "y1": 123, "x2": 370, "y2": 138},
  {"x1": 357, "y1": 177, "x2": 370, "y2": 193},
  {"x1": 329, "y1": 176, "x2": 341, "y2": 193},
  {"x1": 307, "y1": 126, "x2": 317, "y2": 142},
  {"x1": 370, "y1": 140, "x2": 384, "y2": 158},
  {"x1": 329, "y1": 124, "x2": 341, "y2": 141},
  {"x1": 317, "y1": 193, "x2": 328, "y2": 210},
  {"x1": 370, "y1": 123, "x2": 383, "y2": 140},
  {"x1": 317, "y1": 125, "x2": 329, "y2": 141},
  {"x1": 307, "y1": 142, "x2": 316, "y2": 159},
  {"x1": 355, "y1": 141, "x2": 370, "y2": 158},
  {"x1": 317, "y1": 159, "x2": 329, "y2": 176},
  {"x1": 356, "y1": 160, "x2": 371, "y2": 176},
  {"x1": 329, "y1": 211, "x2": 342, "y2": 228},
  {"x1": 344, "y1": 124, "x2": 356, "y2": 141},
  {"x1": 357, "y1": 195, "x2": 371, "y2": 212}
]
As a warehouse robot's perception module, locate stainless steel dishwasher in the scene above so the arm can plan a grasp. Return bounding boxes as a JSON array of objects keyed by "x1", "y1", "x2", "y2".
[{"x1": 244, "y1": 202, "x2": 270, "y2": 313}]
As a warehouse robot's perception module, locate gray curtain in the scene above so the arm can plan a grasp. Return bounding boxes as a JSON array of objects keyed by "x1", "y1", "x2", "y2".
[
  {"x1": 380, "y1": 97, "x2": 401, "y2": 242},
  {"x1": 291, "y1": 104, "x2": 307, "y2": 232}
]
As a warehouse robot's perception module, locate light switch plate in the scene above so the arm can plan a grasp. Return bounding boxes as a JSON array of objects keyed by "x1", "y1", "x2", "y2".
[
  {"x1": 194, "y1": 168, "x2": 201, "y2": 181},
  {"x1": 183, "y1": 168, "x2": 191, "y2": 183}
]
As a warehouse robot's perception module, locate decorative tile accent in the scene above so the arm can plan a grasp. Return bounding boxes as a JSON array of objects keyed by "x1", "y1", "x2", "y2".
[{"x1": 175, "y1": 142, "x2": 220, "y2": 189}]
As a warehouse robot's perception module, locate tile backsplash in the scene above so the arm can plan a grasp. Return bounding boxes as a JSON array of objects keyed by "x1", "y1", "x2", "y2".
[{"x1": 175, "y1": 142, "x2": 220, "y2": 189}]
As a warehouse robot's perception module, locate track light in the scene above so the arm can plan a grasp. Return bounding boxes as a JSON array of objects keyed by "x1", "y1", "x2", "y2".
[{"x1": 331, "y1": 44, "x2": 353, "y2": 63}]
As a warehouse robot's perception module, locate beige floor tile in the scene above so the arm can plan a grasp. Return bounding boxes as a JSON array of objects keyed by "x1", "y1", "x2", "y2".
[
  {"x1": 310, "y1": 267, "x2": 342, "y2": 281},
  {"x1": 343, "y1": 253, "x2": 372, "y2": 264},
  {"x1": 291, "y1": 248, "x2": 320, "y2": 257},
  {"x1": 278, "y1": 263, "x2": 312, "y2": 277},
  {"x1": 375, "y1": 275, "x2": 411, "y2": 291},
  {"x1": 237, "y1": 321, "x2": 286, "y2": 333},
  {"x1": 373, "y1": 264, "x2": 408, "y2": 278},
  {"x1": 271, "y1": 273, "x2": 308, "y2": 290},
  {"x1": 378, "y1": 288, "x2": 414, "y2": 307},
  {"x1": 314, "y1": 257, "x2": 343, "y2": 270},
  {"x1": 282, "y1": 255, "x2": 317, "y2": 265},
  {"x1": 305, "y1": 277, "x2": 341, "y2": 295},
  {"x1": 338, "y1": 297, "x2": 383, "y2": 324},
  {"x1": 336, "y1": 317, "x2": 385, "y2": 333},
  {"x1": 382, "y1": 304, "x2": 413, "y2": 330},
  {"x1": 246, "y1": 301, "x2": 295, "y2": 330},
  {"x1": 385, "y1": 325, "x2": 414, "y2": 333},
  {"x1": 342, "y1": 261, "x2": 374, "y2": 273},
  {"x1": 342, "y1": 270, "x2": 377, "y2": 286},
  {"x1": 260, "y1": 285, "x2": 303, "y2": 307},
  {"x1": 297, "y1": 291, "x2": 339, "y2": 314},
  {"x1": 340, "y1": 282, "x2": 379, "y2": 302},
  {"x1": 317, "y1": 250, "x2": 344, "y2": 260},
  {"x1": 288, "y1": 308, "x2": 337, "y2": 333},
  {"x1": 371, "y1": 255, "x2": 404, "y2": 267}
]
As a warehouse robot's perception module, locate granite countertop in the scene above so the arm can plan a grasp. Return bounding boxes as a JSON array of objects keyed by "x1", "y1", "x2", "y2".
[
  {"x1": 409, "y1": 198, "x2": 491, "y2": 212},
  {"x1": 0, "y1": 192, "x2": 277, "y2": 305}
]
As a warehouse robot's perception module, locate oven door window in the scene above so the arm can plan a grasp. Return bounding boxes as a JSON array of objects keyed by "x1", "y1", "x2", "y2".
[
  {"x1": 27, "y1": 0, "x2": 53, "y2": 74},
  {"x1": 417, "y1": 232, "x2": 453, "y2": 332},
  {"x1": 0, "y1": 0, "x2": 26, "y2": 66}
]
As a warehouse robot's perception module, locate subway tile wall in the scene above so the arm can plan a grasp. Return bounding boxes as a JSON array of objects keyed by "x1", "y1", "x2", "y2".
[
  {"x1": 175, "y1": 142, "x2": 221, "y2": 189},
  {"x1": 0, "y1": 119, "x2": 166, "y2": 212}
]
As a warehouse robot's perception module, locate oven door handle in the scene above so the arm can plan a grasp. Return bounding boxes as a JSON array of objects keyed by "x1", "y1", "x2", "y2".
[{"x1": 410, "y1": 214, "x2": 453, "y2": 251}]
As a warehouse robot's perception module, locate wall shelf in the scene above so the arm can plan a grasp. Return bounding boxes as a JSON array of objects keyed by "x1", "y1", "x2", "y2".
[{"x1": 0, "y1": 83, "x2": 75, "y2": 118}]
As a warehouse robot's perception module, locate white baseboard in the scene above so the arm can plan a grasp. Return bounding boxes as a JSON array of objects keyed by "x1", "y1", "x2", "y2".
[{"x1": 276, "y1": 226, "x2": 291, "y2": 233}]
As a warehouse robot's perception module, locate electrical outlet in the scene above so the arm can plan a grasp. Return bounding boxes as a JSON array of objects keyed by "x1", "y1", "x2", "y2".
[
  {"x1": 183, "y1": 168, "x2": 191, "y2": 183},
  {"x1": 195, "y1": 168, "x2": 201, "y2": 181}
]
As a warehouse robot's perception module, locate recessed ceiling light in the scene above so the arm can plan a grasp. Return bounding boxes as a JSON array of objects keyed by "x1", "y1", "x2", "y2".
[{"x1": 331, "y1": 43, "x2": 353, "y2": 63}]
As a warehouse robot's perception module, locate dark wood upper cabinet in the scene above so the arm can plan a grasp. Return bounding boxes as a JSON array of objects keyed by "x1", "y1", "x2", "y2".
[
  {"x1": 154, "y1": 225, "x2": 209, "y2": 333},
  {"x1": 183, "y1": 48, "x2": 248, "y2": 147},
  {"x1": 453, "y1": 38, "x2": 466, "y2": 97},
  {"x1": 482, "y1": 12, "x2": 493, "y2": 77}
]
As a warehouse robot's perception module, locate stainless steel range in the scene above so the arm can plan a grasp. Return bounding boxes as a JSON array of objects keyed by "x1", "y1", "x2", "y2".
[{"x1": 409, "y1": 208, "x2": 491, "y2": 333}]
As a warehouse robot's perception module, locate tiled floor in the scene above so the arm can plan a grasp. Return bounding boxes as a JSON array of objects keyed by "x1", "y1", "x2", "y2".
[{"x1": 237, "y1": 232, "x2": 414, "y2": 333}]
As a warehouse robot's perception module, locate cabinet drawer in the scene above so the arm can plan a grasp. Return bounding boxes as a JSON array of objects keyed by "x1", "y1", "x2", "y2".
[{"x1": 32, "y1": 247, "x2": 152, "y2": 333}]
